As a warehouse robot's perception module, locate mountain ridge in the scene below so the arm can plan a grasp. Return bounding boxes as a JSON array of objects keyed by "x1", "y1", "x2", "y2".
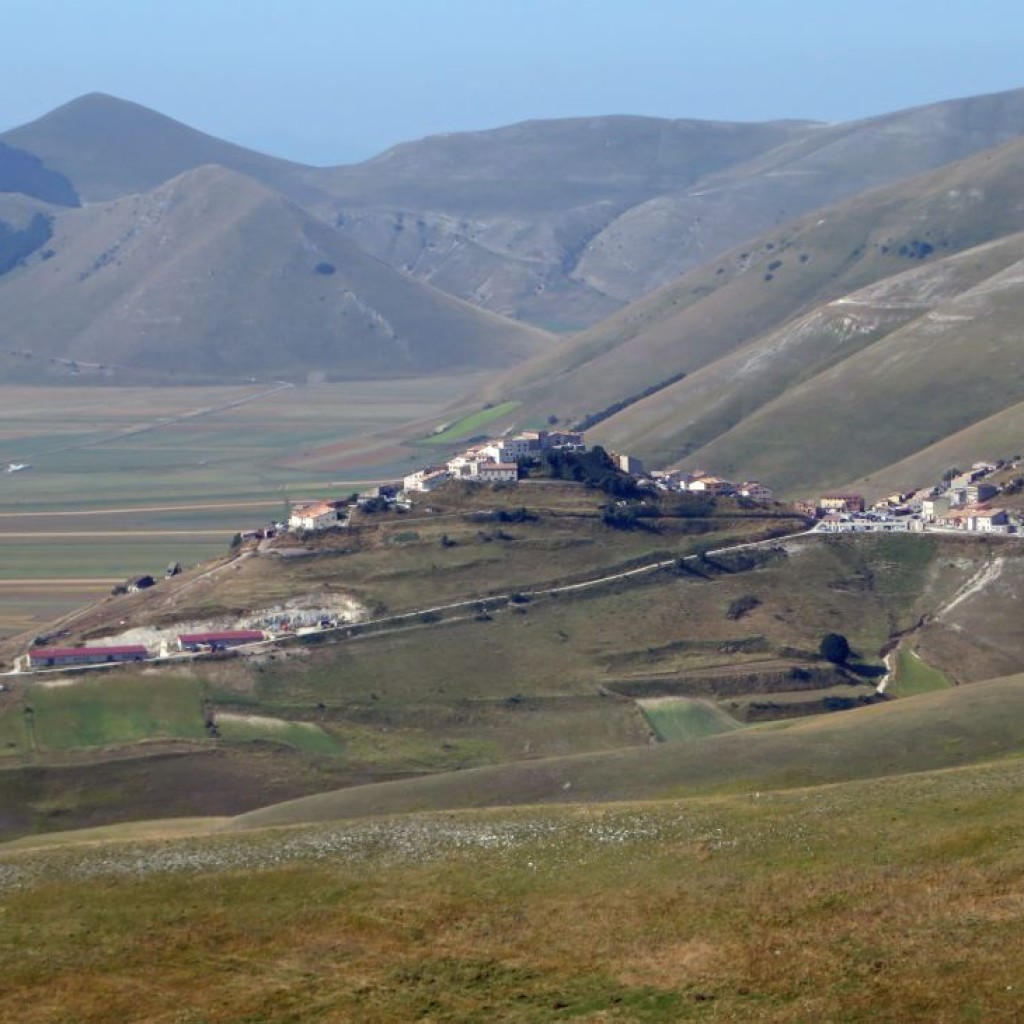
[{"x1": 0, "y1": 162, "x2": 549, "y2": 383}]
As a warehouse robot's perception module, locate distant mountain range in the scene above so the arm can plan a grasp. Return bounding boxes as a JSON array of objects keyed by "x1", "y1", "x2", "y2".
[{"x1": 3, "y1": 87, "x2": 1024, "y2": 489}]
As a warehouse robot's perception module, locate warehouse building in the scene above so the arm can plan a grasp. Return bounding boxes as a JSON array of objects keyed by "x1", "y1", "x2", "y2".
[
  {"x1": 28, "y1": 645, "x2": 148, "y2": 668},
  {"x1": 177, "y1": 630, "x2": 265, "y2": 652}
]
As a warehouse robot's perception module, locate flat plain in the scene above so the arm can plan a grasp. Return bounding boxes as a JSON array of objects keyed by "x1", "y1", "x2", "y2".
[{"x1": 0, "y1": 379, "x2": 475, "y2": 637}]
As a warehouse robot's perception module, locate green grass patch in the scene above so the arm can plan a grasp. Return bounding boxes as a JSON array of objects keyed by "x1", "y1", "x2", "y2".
[
  {"x1": 26, "y1": 675, "x2": 207, "y2": 750},
  {"x1": 0, "y1": 705, "x2": 31, "y2": 756},
  {"x1": 215, "y1": 713, "x2": 344, "y2": 756},
  {"x1": 638, "y1": 697, "x2": 744, "y2": 742},
  {"x1": 421, "y1": 401, "x2": 521, "y2": 444},
  {"x1": 891, "y1": 647, "x2": 952, "y2": 697}
]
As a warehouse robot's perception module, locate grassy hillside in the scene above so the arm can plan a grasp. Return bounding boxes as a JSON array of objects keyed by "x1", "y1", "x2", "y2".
[
  {"x1": 306, "y1": 115, "x2": 816, "y2": 326},
  {"x1": 230, "y1": 672, "x2": 1024, "y2": 829},
  {"x1": 487, "y1": 136, "x2": 1024, "y2": 491},
  {"x1": 679, "y1": 240, "x2": 1024, "y2": 493},
  {"x1": 316, "y1": 86, "x2": 1024, "y2": 324},
  {"x1": 13, "y1": 88, "x2": 1024, "y2": 331},
  {"x1": 4, "y1": 756, "x2": 1024, "y2": 1021},
  {"x1": 5, "y1": 480, "x2": 1019, "y2": 838},
  {"x1": 575, "y1": 84, "x2": 1024, "y2": 300},
  {"x1": 0, "y1": 165, "x2": 549, "y2": 383}
]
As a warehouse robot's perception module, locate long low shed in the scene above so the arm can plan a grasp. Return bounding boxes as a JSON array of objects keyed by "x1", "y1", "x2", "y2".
[
  {"x1": 29, "y1": 645, "x2": 148, "y2": 668},
  {"x1": 177, "y1": 630, "x2": 265, "y2": 652}
]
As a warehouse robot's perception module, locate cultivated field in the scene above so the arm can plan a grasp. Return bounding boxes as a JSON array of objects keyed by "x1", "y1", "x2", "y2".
[{"x1": 0, "y1": 378, "x2": 473, "y2": 638}]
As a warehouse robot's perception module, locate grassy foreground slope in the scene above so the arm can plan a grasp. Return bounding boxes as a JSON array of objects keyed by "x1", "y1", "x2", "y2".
[
  {"x1": 229, "y1": 673, "x2": 1024, "y2": 829},
  {"x1": 4, "y1": 755, "x2": 1024, "y2": 1021}
]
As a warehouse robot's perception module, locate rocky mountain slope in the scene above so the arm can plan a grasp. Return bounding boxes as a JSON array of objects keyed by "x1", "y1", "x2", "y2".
[{"x1": 9, "y1": 88, "x2": 1024, "y2": 329}]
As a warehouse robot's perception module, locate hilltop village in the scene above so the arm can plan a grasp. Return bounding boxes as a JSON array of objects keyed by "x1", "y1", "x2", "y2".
[
  {"x1": 15, "y1": 426, "x2": 1024, "y2": 675},
  {"x1": 798, "y1": 460, "x2": 1024, "y2": 535}
]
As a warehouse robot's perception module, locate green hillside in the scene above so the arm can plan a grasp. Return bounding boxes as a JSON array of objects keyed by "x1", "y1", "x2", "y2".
[
  {"x1": 230, "y1": 672, "x2": 1024, "y2": 829},
  {"x1": 3, "y1": 472, "x2": 1020, "y2": 839}
]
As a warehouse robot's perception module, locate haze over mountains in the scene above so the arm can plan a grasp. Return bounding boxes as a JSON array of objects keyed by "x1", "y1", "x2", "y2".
[{"x1": 3, "y1": 87, "x2": 1024, "y2": 487}]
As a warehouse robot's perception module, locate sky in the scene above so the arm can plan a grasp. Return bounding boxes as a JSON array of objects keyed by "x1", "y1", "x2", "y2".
[{"x1": 4, "y1": 0, "x2": 1023, "y2": 166}]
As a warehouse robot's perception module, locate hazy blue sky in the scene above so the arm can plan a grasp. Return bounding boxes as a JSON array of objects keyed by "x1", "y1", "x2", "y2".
[{"x1": 5, "y1": 0, "x2": 1023, "y2": 165}]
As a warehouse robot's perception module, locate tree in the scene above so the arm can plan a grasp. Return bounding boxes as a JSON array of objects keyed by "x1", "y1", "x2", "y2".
[{"x1": 820, "y1": 632, "x2": 851, "y2": 664}]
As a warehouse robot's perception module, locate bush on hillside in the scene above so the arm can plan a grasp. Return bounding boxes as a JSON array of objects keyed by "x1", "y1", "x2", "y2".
[
  {"x1": 726, "y1": 595, "x2": 761, "y2": 620},
  {"x1": 820, "y1": 632, "x2": 851, "y2": 664}
]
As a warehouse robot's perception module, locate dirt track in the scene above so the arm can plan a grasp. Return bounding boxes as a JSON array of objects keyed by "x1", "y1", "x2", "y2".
[{"x1": 0, "y1": 501, "x2": 282, "y2": 518}]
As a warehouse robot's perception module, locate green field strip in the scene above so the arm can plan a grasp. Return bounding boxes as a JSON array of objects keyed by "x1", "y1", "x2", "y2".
[
  {"x1": 421, "y1": 402, "x2": 521, "y2": 444},
  {"x1": 638, "y1": 697, "x2": 745, "y2": 742},
  {"x1": 890, "y1": 647, "x2": 952, "y2": 697},
  {"x1": 215, "y1": 713, "x2": 345, "y2": 756},
  {"x1": 0, "y1": 537, "x2": 228, "y2": 580},
  {"x1": 26, "y1": 676, "x2": 208, "y2": 750}
]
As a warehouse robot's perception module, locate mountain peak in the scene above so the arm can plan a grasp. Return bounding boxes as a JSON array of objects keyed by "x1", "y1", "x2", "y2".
[{"x1": 2, "y1": 94, "x2": 304, "y2": 202}]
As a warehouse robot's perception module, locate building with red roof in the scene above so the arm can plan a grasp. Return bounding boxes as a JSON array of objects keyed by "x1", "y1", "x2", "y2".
[
  {"x1": 29, "y1": 645, "x2": 147, "y2": 668},
  {"x1": 177, "y1": 630, "x2": 265, "y2": 652}
]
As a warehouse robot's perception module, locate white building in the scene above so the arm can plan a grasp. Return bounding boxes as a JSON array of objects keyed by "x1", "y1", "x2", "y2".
[
  {"x1": 611, "y1": 452, "x2": 645, "y2": 475},
  {"x1": 403, "y1": 468, "x2": 451, "y2": 493},
  {"x1": 475, "y1": 462, "x2": 518, "y2": 483},
  {"x1": 688, "y1": 475, "x2": 734, "y2": 495},
  {"x1": 738, "y1": 481, "x2": 773, "y2": 503},
  {"x1": 289, "y1": 500, "x2": 340, "y2": 531}
]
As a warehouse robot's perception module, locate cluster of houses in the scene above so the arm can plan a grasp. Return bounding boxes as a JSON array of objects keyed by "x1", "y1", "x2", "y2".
[
  {"x1": 646, "y1": 469, "x2": 773, "y2": 503},
  {"x1": 801, "y1": 461, "x2": 1023, "y2": 535},
  {"x1": 399, "y1": 429, "x2": 780, "y2": 507},
  {"x1": 402, "y1": 429, "x2": 585, "y2": 493},
  {"x1": 227, "y1": 434, "x2": 781, "y2": 552}
]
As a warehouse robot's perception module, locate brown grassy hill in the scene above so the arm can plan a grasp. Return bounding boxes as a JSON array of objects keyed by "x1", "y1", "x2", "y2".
[
  {"x1": 8, "y1": 88, "x2": 1024, "y2": 331},
  {"x1": 1, "y1": 96, "x2": 817, "y2": 326},
  {"x1": 307, "y1": 89, "x2": 1024, "y2": 325},
  {"x1": 674, "y1": 243, "x2": 1024, "y2": 494},
  {"x1": 300, "y1": 115, "x2": 818, "y2": 327},
  {"x1": 0, "y1": 165, "x2": 550, "y2": 384},
  {"x1": 575, "y1": 85, "x2": 1024, "y2": 300}
]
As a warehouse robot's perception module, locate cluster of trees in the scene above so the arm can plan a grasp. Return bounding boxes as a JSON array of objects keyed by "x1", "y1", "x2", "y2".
[
  {"x1": 573, "y1": 370, "x2": 688, "y2": 432},
  {"x1": 538, "y1": 446, "x2": 641, "y2": 498}
]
